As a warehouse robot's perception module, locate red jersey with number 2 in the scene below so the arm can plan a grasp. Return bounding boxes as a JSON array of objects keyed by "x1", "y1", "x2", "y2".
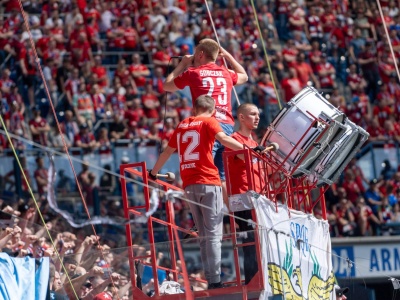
[
  {"x1": 174, "y1": 63, "x2": 238, "y2": 125},
  {"x1": 168, "y1": 116, "x2": 223, "y2": 188}
]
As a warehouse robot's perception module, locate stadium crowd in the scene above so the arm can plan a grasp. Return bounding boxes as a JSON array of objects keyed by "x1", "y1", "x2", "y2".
[{"x1": 1, "y1": 0, "x2": 400, "y2": 298}]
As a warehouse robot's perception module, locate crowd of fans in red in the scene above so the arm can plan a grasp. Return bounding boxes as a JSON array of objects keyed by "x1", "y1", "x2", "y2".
[
  {"x1": 1, "y1": 0, "x2": 400, "y2": 149},
  {"x1": 1, "y1": 0, "x2": 400, "y2": 297}
]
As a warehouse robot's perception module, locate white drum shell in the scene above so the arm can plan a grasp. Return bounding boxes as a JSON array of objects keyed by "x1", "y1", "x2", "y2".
[
  {"x1": 309, "y1": 120, "x2": 369, "y2": 185},
  {"x1": 262, "y1": 86, "x2": 346, "y2": 176}
]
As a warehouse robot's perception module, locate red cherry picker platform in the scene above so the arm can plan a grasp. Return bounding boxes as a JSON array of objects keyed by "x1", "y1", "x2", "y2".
[{"x1": 120, "y1": 143, "x2": 328, "y2": 300}]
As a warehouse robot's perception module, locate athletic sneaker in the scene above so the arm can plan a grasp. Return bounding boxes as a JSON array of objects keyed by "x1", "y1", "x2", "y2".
[
  {"x1": 208, "y1": 282, "x2": 223, "y2": 289},
  {"x1": 183, "y1": 225, "x2": 198, "y2": 239}
]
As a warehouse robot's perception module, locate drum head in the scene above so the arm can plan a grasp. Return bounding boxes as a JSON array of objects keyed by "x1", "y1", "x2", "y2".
[
  {"x1": 290, "y1": 86, "x2": 345, "y2": 124},
  {"x1": 311, "y1": 121, "x2": 369, "y2": 185}
]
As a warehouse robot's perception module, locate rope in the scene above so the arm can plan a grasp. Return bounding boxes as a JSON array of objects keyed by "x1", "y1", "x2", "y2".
[
  {"x1": 249, "y1": 0, "x2": 283, "y2": 110},
  {"x1": 202, "y1": 0, "x2": 241, "y2": 106},
  {"x1": 0, "y1": 114, "x2": 79, "y2": 299},
  {"x1": 15, "y1": 1, "x2": 120, "y2": 297},
  {"x1": 376, "y1": 0, "x2": 400, "y2": 81}
]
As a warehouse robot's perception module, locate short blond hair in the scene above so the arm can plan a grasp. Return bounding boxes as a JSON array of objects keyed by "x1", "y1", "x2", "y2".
[
  {"x1": 237, "y1": 103, "x2": 257, "y2": 116},
  {"x1": 197, "y1": 38, "x2": 219, "y2": 61},
  {"x1": 195, "y1": 95, "x2": 215, "y2": 113}
]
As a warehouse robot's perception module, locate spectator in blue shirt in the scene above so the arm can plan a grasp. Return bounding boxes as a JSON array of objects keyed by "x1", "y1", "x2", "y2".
[{"x1": 365, "y1": 179, "x2": 383, "y2": 215}]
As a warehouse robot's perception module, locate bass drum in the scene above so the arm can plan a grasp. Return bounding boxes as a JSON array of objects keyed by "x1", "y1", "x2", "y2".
[
  {"x1": 261, "y1": 86, "x2": 346, "y2": 176},
  {"x1": 308, "y1": 120, "x2": 369, "y2": 186},
  {"x1": 290, "y1": 86, "x2": 345, "y2": 124}
]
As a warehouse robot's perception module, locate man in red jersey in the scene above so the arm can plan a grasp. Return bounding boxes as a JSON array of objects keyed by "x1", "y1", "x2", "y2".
[
  {"x1": 225, "y1": 103, "x2": 265, "y2": 285},
  {"x1": 163, "y1": 38, "x2": 248, "y2": 198},
  {"x1": 150, "y1": 95, "x2": 246, "y2": 289},
  {"x1": 29, "y1": 106, "x2": 50, "y2": 146}
]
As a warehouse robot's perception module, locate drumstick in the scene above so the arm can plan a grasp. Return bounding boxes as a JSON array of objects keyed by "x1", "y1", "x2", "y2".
[
  {"x1": 154, "y1": 172, "x2": 176, "y2": 181},
  {"x1": 262, "y1": 142, "x2": 279, "y2": 153}
]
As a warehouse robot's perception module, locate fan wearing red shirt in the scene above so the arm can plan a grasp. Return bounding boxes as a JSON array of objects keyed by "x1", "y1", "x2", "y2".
[
  {"x1": 316, "y1": 54, "x2": 336, "y2": 92},
  {"x1": 347, "y1": 64, "x2": 366, "y2": 96},
  {"x1": 106, "y1": 19, "x2": 125, "y2": 64},
  {"x1": 373, "y1": 98, "x2": 393, "y2": 127},
  {"x1": 36, "y1": 32, "x2": 51, "y2": 58},
  {"x1": 383, "y1": 119, "x2": 400, "y2": 141},
  {"x1": 34, "y1": 157, "x2": 48, "y2": 197},
  {"x1": 309, "y1": 40, "x2": 322, "y2": 72},
  {"x1": 124, "y1": 98, "x2": 144, "y2": 125},
  {"x1": 86, "y1": 17, "x2": 101, "y2": 51},
  {"x1": 225, "y1": 103, "x2": 265, "y2": 285},
  {"x1": 136, "y1": 6, "x2": 150, "y2": 34},
  {"x1": 74, "y1": 123, "x2": 98, "y2": 154},
  {"x1": 65, "y1": 68, "x2": 81, "y2": 105},
  {"x1": 280, "y1": 68, "x2": 302, "y2": 102},
  {"x1": 282, "y1": 40, "x2": 299, "y2": 68},
  {"x1": 19, "y1": 40, "x2": 37, "y2": 107},
  {"x1": 342, "y1": 170, "x2": 362, "y2": 204},
  {"x1": 91, "y1": 55, "x2": 108, "y2": 88},
  {"x1": 333, "y1": 195, "x2": 356, "y2": 237},
  {"x1": 307, "y1": 6, "x2": 323, "y2": 42},
  {"x1": 114, "y1": 58, "x2": 131, "y2": 87},
  {"x1": 367, "y1": 119, "x2": 385, "y2": 142},
  {"x1": 29, "y1": 106, "x2": 50, "y2": 146},
  {"x1": 163, "y1": 38, "x2": 248, "y2": 183},
  {"x1": 149, "y1": 95, "x2": 245, "y2": 289},
  {"x1": 122, "y1": 16, "x2": 139, "y2": 51},
  {"x1": 0, "y1": 68, "x2": 14, "y2": 96},
  {"x1": 346, "y1": 86, "x2": 371, "y2": 125},
  {"x1": 293, "y1": 52, "x2": 320, "y2": 88},
  {"x1": 70, "y1": 32, "x2": 92, "y2": 68},
  {"x1": 129, "y1": 53, "x2": 150, "y2": 88},
  {"x1": 177, "y1": 97, "x2": 192, "y2": 121},
  {"x1": 321, "y1": 4, "x2": 336, "y2": 39},
  {"x1": 141, "y1": 83, "x2": 160, "y2": 121},
  {"x1": 379, "y1": 55, "x2": 396, "y2": 84},
  {"x1": 152, "y1": 37, "x2": 177, "y2": 74},
  {"x1": 107, "y1": 77, "x2": 126, "y2": 116}
]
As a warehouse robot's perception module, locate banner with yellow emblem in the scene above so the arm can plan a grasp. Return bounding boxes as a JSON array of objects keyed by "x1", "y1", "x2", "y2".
[{"x1": 253, "y1": 197, "x2": 335, "y2": 300}]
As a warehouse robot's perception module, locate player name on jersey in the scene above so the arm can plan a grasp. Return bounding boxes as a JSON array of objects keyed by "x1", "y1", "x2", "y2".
[
  {"x1": 181, "y1": 163, "x2": 196, "y2": 170},
  {"x1": 178, "y1": 121, "x2": 203, "y2": 128},
  {"x1": 199, "y1": 70, "x2": 224, "y2": 77}
]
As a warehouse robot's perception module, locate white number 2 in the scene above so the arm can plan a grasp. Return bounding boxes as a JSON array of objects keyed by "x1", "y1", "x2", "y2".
[
  {"x1": 202, "y1": 77, "x2": 227, "y2": 105},
  {"x1": 177, "y1": 130, "x2": 200, "y2": 163}
]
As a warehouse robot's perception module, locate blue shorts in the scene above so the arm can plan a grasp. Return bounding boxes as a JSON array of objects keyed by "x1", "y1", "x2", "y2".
[{"x1": 212, "y1": 123, "x2": 234, "y2": 181}]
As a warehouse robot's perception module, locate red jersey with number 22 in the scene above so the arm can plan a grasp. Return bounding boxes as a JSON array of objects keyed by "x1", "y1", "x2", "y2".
[
  {"x1": 174, "y1": 63, "x2": 238, "y2": 125},
  {"x1": 168, "y1": 116, "x2": 223, "y2": 188}
]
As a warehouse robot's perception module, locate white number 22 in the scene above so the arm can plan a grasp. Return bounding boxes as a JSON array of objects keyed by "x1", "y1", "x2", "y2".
[
  {"x1": 177, "y1": 130, "x2": 200, "y2": 163},
  {"x1": 202, "y1": 77, "x2": 227, "y2": 105}
]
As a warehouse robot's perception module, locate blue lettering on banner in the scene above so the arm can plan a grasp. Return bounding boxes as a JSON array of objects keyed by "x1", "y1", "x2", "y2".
[
  {"x1": 332, "y1": 246, "x2": 355, "y2": 278},
  {"x1": 290, "y1": 222, "x2": 310, "y2": 257},
  {"x1": 395, "y1": 249, "x2": 400, "y2": 270},
  {"x1": 370, "y1": 247, "x2": 400, "y2": 272}
]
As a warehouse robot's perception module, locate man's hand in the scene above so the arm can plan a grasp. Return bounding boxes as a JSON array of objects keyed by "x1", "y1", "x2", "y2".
[
  {"x1": 12, "y1": 226, "x2": 22, "y2": 236},
  {"x1": 43, "y1": 248, "x2": 54, "y2": 257},
  {"x1": 91, "y1": 266, "x2": 104, "y2": 275},
  {"x1": 27, "y1": 235, "x2": 39, "y2": 243},
  {"x1": 148, "y1": 170, "x2": 157, "y2": 181},
  {"x1": 252, "y1": 145, "x2": 266, "y2": 153},
  {"x1": 180, "y1": 55, "x2": 193, "y2": 68},
  {"x1": 110, "y1": 272, "x2": 121, "y2": 281}
]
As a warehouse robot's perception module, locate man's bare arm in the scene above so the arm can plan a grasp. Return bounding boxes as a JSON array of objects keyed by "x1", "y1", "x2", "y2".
[
  {"x1": 219, "y1": 47, "x2": 248, "y2": 85},
  {"x1": 163, "y1": 56, "x2": 193, "y2": 92}
]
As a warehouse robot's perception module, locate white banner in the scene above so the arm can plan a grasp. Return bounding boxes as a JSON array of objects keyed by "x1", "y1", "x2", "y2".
[
  {"x1": 332, "y1": 243, "x2": 400, "y2": 279},
  {"x1": 254, "y1": 197, "x2": 335, "y2": 300}
]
